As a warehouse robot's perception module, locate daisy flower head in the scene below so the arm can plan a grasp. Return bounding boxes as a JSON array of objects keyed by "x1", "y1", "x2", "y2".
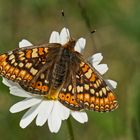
[{"x1": 2, "y1": 27, "x2": 117, "y2": 133}]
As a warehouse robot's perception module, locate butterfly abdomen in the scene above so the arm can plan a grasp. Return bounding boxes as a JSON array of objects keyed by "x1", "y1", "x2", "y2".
[
  {"x1": 52, "y1": 62, "x2": 67, "y2": 88},
  {"x1": 51, "y1": 48, "x2": 70, "y2": 89}
]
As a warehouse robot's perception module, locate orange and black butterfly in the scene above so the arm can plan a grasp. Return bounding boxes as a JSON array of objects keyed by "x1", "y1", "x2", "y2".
[{"x1": 0, "y1": 38, "x2": 118, "y2": 112}]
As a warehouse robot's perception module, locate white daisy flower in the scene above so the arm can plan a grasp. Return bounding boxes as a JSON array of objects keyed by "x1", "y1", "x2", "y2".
[{"x1": 2, "y1": 27, "x2": 117, "y2": 133}]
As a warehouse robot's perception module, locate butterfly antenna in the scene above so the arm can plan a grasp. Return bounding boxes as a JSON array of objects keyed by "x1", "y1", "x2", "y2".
[
  {"x1": 91, "y1": 29, "x2": 96, "y2": 34},
  {"x1": 61, "y1": 9, "x2": 65, "y2": 17},
  {"x1": 83, "y1": 29, "x2": 96, "y2": 39},
  {"x1": 61, "y1": 10, "x2": 72, "y2": 40}
]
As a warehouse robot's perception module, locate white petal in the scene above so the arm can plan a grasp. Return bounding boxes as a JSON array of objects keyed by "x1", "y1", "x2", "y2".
[
  {"x1": 10, "y1": 97, "x2": 42, "y2": 113},
  {"x1": 2, "y1": 78, "x2": 33, "y2": 98},
  {"x1": 74, "y1": 38, "x2": 86, "y2": 53},
  {"x1": 57, "y1": 102, "x2": 70, "y2": 120},
  {"x1": 95, "y1": 64, "x2": 108, "y2": 75},
  {"x1": 49, "y1": 31, "x2": 60, "y2": 43},
  {"x1": 105, "y1": 79, "x2": 117, "y2": 89},
  {"x1": 10, "y1": 86, "x2": 32, "y2": 98},
  {"x1": 2, "y1": 78, "x2": 17, "y2": 88},
  {"x1": 19, "y1": 103, "x2": 43, "y2": 128},
  {"x1": 36, "y1": 101, "x2": 53, "y2": 126},
  {"x1": 60, "y1": 27, "x2": 70, "y2": 45},
  {"x1": 19, "y1": 39, "x2": 33, "y2": 48},
  {"x1": 71, "y1": 111, "x2": 88, "y2": 123},
  {"x1": 48, "y1": 101, "x2": 62, "y2": 133},
  {"x1": 89, "y1": 53, "x2": 103, "y2": 66}
]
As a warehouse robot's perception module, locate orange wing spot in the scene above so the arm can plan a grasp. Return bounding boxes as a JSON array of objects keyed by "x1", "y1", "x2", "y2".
[
  {"x1": 26, "y1": 50, "x2": 32, "y2": 58},
  {"x1": 84, "y1": 93, "x2": 90, "y2": 102},
  {"x1": 95, "y1": 98, "x2": 100, "y2": 105},
  {"x1": 90, "y1": 73, "x2": 96, "y2": 82},
  {"x1": 90, "y1": 96, "x2": 95, "y2": 103},
  {"x1": 30, "y1": 82, "x2": 36, "y2": 88},
  {"x1": 24, "y1": 74, "x2": 32, "y2": 81},
  {"x1": 99, "y1": 98, "x2": 104, "y2": 107},
  {"x1": 59, "y1": 93, "x2": 65, "y2": 100},
  {"x1": 77, "y1": 93, "x2": 84, "y2": 101},
  {"x1": 35, "y1": 81, "x2": 42, "y2": 90},
  {"x1": 23, "y1": 74, "x2": 29, "y2": 81},
  {"x1": 12, "y1": 68, "x2": 20, "y2": 75},
  {"x1": 65, "y1": 93, "x2": 71, "y2": 103},
  {"x1": 28, "y1": 75, "x2": 33, "y2": 81},
  {"x1": 82, "y1": 64, "x2": 89, "y2": 72},
  {"x1": 7, "y1": 66, "x2": 15, "y2": 75},
  {"x1": 42, "y1": 86, "x2": 49, "y2": 92},
  {"x1": 0, "y1": 54, "x2": 7, "y2": 62},
  {"x1": 18, "y1": 70, "x2": 27, "y2": 78},
  {"x1": 4, "y1": 64, "x2": 11, "y2": 72},
  {"x1": 70, "y1": 96, "x2": 77, "y2": 105},
  {"x1": 104, "y1": 97, "x2": 110, "y2": 105},
  {"x1": 38, "y1": 48, "x2": 44, "y2": 55},
  {"x1": 108, "y1": 92, "x2": 116, "y2": 101},
  {"x1": 1, "y1": 61, "x2": 8, "y2": 67}
]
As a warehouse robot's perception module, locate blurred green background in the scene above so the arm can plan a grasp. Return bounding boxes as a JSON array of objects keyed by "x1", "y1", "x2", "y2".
[{"x1": 0, "y1": 0, "x2": 140, "y2": 140}]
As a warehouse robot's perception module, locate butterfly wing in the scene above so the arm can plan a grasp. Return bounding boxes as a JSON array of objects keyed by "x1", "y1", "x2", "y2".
[
  {"x1": 75, "y1": 61, "x2": 118, "y2": 112},
  {"x1": 59, "y1": 60, "x2": 118, "y2": 112},
  {"x1": 0, "y1": 43, "x2": 61, "y2": 95},
  {"x1": 58, "y1": 77, "x2": 83, "y2": 111}
]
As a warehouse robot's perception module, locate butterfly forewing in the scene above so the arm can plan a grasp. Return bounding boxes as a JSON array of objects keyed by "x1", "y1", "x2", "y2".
[{"x1": 0, "y1": 43, "x2": 61, "y2": 95}]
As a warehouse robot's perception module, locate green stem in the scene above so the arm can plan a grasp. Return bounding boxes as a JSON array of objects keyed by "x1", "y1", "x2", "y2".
[{"x1": 67, "y1": 118, "x2": 75, "y2": 140}]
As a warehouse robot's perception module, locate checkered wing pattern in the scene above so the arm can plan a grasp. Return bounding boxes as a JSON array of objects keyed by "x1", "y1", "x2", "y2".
[
  {"x1": 0, "y1": 44, "x2": 60, "y2": 95},
  {"x1": 59, "y1": 61, "x2": 118, "y2": 112},
  {"x1": 58, "y1": 77, "x2": 83, "y2": 111}
]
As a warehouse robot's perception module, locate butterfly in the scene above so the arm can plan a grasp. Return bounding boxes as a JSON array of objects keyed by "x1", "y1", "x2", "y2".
[{"x1": 0, "y1": 38, "x2": 118, "y2": 112}]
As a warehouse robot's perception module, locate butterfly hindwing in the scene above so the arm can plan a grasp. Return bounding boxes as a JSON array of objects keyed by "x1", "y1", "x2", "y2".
[
  {"x1": 75, "y1": 61, "x2": 118, "y2": 112},
  {"x1": 58, "y1": 60, "x2": 118, "y2": 112},
  {"x1": 58, "y1": 78, "x2": 83, "y2": 111}
]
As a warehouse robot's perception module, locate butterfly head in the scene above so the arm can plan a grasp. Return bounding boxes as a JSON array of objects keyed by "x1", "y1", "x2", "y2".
[{"x1": 64, "y1": 38, "x2": 76, "y2": 50}]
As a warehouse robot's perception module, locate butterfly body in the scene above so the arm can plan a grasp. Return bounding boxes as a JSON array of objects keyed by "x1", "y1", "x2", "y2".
[
  {"x1": 51, "y1": 41, "x2": 75, "y2": 89},
  {"x1": 0, "y1": 39, "x2": 118, "y2": 112},
  {"x1": 46, "y1": 39, "x2": 81, "y2": 99}
]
